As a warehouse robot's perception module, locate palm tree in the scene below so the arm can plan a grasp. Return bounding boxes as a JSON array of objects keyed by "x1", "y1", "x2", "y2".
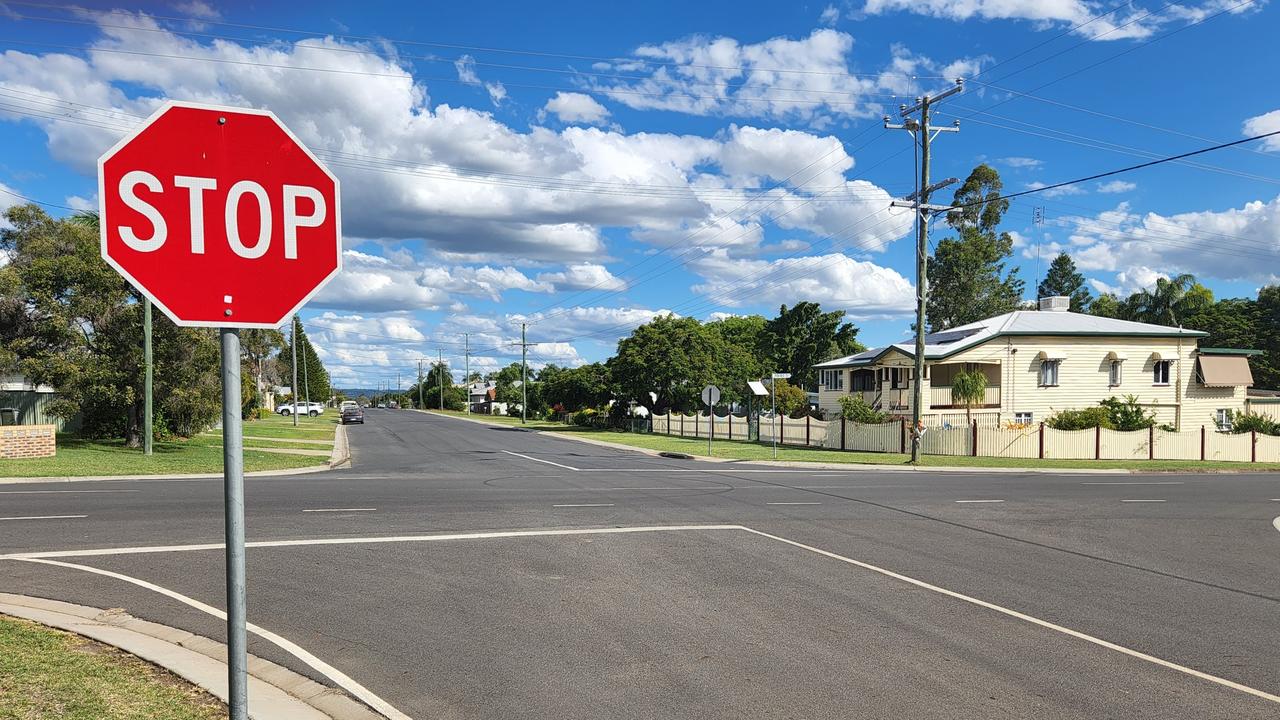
[
  {"x1": 1128, "y1": 274, "x2": 1196, "y2": 326},
  {"x1": 950, "y1": 369, "x2": 988, "y2": 425}
]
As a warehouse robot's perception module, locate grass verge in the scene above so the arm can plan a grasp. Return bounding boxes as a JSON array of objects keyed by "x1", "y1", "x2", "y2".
[
  {"x1": 428, "y1": 409, "x2": 1280, "y2": 471},
  {"x1": 0, "y1": 434, "x2": 325, "y2": 478},
  {"x1": 0, "y1": 614, "x2": 224, "y2": 720}
]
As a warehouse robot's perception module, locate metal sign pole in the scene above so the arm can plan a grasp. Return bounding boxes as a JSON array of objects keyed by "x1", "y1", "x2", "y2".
[
  {"x1": 707, "y1": 406, "x2": 712, "y2": 457},
  {"x1": 772, "y1": 388, "x2": 777, "y2": 459},
  {"x1": 219, "y1": 328, "x2": 248, "y2": 720}
]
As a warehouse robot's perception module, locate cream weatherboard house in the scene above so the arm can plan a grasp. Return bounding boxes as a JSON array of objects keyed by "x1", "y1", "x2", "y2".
[{"x1": 815, "y1": 297, "x2": 1261, "y2": 431}]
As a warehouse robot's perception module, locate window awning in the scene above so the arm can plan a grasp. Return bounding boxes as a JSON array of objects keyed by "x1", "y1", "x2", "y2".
[
  {"x1": 1149, "y1": 351, "x2": 1176, "y2": 362},
  {"x1": 1036, "y1": 349, "x2": 1068, "y2": 361},
  {"x1": 1198, "y1": 355, "x2": 1254, "y2": 387},
  {"x1": 1105, "y1": 351, "x2": 1128, "y2": 361}
]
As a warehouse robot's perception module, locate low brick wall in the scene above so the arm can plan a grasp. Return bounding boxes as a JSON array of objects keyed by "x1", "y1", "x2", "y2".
[{"x1": 0, "y1": 424, "x2": 56, "y2": 459}]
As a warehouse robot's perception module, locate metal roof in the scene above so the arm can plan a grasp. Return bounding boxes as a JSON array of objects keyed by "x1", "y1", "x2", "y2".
[{"x1": 815, "y1": 310, "x2": 1209, "y2": 369}]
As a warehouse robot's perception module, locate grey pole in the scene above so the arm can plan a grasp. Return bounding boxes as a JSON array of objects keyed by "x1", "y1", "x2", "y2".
[
  {"x1": 219, "y1": 328, "x2": 248, "y2": 720},
  {"x1": 143, "y1": 297, "x2": 153, "y2": 456},
  {"x1": 417, "y1": 359, "x2": 424, "y2": 410},
  {"x1": 771, "y1": 385, "x2": 777, "y2": 460},
  {"x1": 521, "y1": 323, "x2": 528, "y2": 424},
  {"x1": 302, "y1": 323, "x2": 310, "y2": 414},
  {"x1": 464, "y1": 333, "x2": 470, "y2": 415},
  {"x1": 438, "y1": 350, "x2": 444, "y2": 411},
  {"x1": 290, "y1": 317, "x2": 299, "y2": 427},
  {"x1": 707, "y1": 404, "x2": 712, "y2": 457}
]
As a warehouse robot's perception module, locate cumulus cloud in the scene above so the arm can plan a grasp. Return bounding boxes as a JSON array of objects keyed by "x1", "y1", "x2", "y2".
[
  {"x1": 1097, "y1": 180, "x2": 1137, "y2": 193},
  {"x1": 542, "y1": 92, "x2": 612, "y2": 125},
  {"x1": 0, "y1": 15, "x2": 922, "y2": 264},
  {"x1": 1047, "y1": 197, "x2": 1280, "y2": 285},
  {"x1": 819, "y1": 5, "x2": 842, "y2": 24},
  {"x1": 861, "y1": 1, "x2": 1260, "y2": 41},
  {"x1": 688, "y1": 250, "x2": 915, "y2": 318},
  {"x1": 1088, "y1": 266, "x2": 1167, "y2": 297},
  {"x1": 1026, "y1": 180, "x2": 1086, "y2": 198},
  {"x1": 1243, "y1": 109, "x2": 1280, "y2": 151},
  {"x1": 999, "y1": 156, "x2": 1043, "y2": 168},
  {"x1": 510, "y1": 306, "x2": 675, "y2": 345},
  {"x1": 419, "y1": 264, "x2": 552, "y2": 301},
  {"x1": 590, "y1": 29, "x2": 984, "y2": 124},
  {"x1": 536, "y1": 263, "x2": 627, "y2": 291},
  {"x1": 313, "y1": 250, "x2": 450, "y2": 313}
]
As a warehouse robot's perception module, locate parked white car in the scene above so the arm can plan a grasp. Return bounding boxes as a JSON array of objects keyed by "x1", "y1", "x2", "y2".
[{"x1": 278, "y1": 401, "x2": 325, "y2": 417}]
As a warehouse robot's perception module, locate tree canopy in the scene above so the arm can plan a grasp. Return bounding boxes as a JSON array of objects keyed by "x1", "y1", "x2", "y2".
[
  {"x1": 1036, "y1": 252, "x2": 1093, "y2": 312},
  {"x1": 928, "y1": 164, "x2": 1026, "y2": 331}
]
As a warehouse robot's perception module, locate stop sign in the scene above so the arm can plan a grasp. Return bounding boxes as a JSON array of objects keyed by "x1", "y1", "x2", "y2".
[{"x1": 99, "y1": 101, "x2": 341, "y2": 328}]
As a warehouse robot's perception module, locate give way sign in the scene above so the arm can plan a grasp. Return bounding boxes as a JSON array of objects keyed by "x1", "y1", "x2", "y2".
[{"x1": 98, "y1": 101, "x2": 341, "y2": 328}]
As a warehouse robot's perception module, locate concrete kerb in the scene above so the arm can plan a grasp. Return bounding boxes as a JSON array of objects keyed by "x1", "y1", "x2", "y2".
[
  {"x1": 0, "y1": 593, "x2": 382, "y2": 720},
  {"x1": 328, "y1": 424, "x2": 350, "y2": 469}
]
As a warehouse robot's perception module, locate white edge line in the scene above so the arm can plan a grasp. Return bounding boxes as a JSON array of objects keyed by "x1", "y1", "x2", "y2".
[
  {"x1": 9, "y1": 557, "x2": 411, "y2": 720},
  {"x1": 1120, "y1": 499, "x2": 1167, "y2": 503},
  {"x1": 501, "y1": 449, "x2": 580, "y2": 472},
  {"x1": 954, "y1": 500, "x2": 1004, "y2": 504},
  {"x1": 552, "y1": 504, "x2": 614, "y2": 507},
  {"x1": 302, "y1": 508, "x2": 377, "y2": 513},
  {"x1": 1273, "y1": 516, "x2": 1280, "y2": 533},
  {"x1": 2, "y1": 525, "x2": 747, "y2": 560},
  {"x1": 0, "y1": 515, "x2": 88, "y2": 521},
  {"x1": 738, "y1": 527, "x2": 1280, "y2": 706},
  {"x1": 1081, "y1": 481, "x2": 1184, "y2": 486}
]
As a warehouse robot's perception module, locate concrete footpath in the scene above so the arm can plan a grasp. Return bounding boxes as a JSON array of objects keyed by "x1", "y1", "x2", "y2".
[{"x1": 0, "y1": 594, "x2": 381, "y2": 720}]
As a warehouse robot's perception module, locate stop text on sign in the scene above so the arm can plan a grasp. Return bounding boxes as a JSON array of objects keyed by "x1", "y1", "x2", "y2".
[{"x1": 116, "y1": 171, "x2": 327, "y2": 260}]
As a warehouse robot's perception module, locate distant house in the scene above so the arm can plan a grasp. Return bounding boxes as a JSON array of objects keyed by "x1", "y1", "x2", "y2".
[
  {"x1": 0, "y1": 373, "x2": 79, "y2": 431},
  {"x1": 814, "y1": 296, "x2": 1262, "y2": 430},
  {"x1": 468, "y1": 381, "x2": 507, "y2": 415}
]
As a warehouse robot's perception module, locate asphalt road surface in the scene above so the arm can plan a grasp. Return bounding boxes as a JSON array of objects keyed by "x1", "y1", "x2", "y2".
[{"x1": 3, "y1": 409, "x2": 1280, "y2": 719}]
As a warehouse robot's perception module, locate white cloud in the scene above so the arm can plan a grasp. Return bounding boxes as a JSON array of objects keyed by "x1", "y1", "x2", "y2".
[
  {"x1": 1088, "y1": 266, "x2": 1167, "y2": 297},
  {"x1": 1026, "y1": 181, "x2": 1085, "y2": 198},
  {"x1": 510, "y1": 306, "x2": 675, "y2": 345},
  {"x1": 688, "y1": 250, "x2": 915, "y2": 318},
  {"x1": 1097, "y1": 180, "x2": 1137, "y2": 193},
  {"x1": 999, "y1": 156, "x2": 1043, "y2": 169},
  {"x1": 419, "y1": 264, "x2": 553, "y2": 301},
  {"x1": 860, "y1": 1, "x2": 1261, "y2": 41},
  {"x1": 314, "y1": 250, "x2": 450, "y2": 313},
  {"x1": 1058, "y1": 196, "x2": 1280, "y2": 284},
  {"x1": 1243, "y1": 108, "x2": 1280, "y2": 151},
  {"x1": 542, "y1": 92, "x2": 611, "y2": 125},
  {"x1": 173, "y1": 1, "x2": 221, "y2": 20},
  {"x1": 453, "y1": 54, "x2": 507, "y2": 106},
  {"x1": 589, "y1": 30, "x2": 984, "y2": 124},
  {"x1": 536, "y1": 263, "x2": 627, "y2": 291},
  {"x1": 820, "y1": 4, "x2": 842, "y2": 24}
]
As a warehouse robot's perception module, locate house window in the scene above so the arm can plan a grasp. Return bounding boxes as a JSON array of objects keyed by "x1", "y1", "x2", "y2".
[
  {"x1": 851, "y1": 370, "x2": 875, "y2": 391},
  {"x1": 821, "y1": 369, "x2": 844, "y2": 390},
  {"x1": 1014, "y1": 412, "x2": 1034, "y2": 425},
  {"x1": 1109, "y1": 360, "x2": 1122, "y2": 387},
  {"x1": 1215, "y1": 409, "x2": 1233, "y2": 431},
  {"x1": 890, "y1": 367, "x2": 911, "y2": 389},
  {"x1": 1040, "y1": 360, "x2": 1060, "y2": 387},
  {"x1": 1153, "y1": 360, "x2": 1172, "y2": 385}
]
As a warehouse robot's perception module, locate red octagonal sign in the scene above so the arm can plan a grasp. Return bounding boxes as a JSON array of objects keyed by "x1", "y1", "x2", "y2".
[{"x1": 99, "y1": 101, "x2": 341, "y2": 328}]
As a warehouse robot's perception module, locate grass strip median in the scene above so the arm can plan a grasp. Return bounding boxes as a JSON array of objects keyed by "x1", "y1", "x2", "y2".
[
  {"x1": 427, "y1": 409, "x2": 1280, "y2": 471},
  {"x1": 0, "y1": 614, "x2": 224, "y2": 720},
  {"x1": 0, "y1": 434, "x2": 325, "y2": 478}
]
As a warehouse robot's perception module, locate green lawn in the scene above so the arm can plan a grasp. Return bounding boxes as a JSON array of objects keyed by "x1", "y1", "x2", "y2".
[
  {"x1": 0, "y1": 434, "x2": 326, "y2": 478},
  {"x1": 427, "y1": 409, "x2": 1280, "y2": 472},
  {"x1": 238, "y1": 412, "x2": 337, "y2": 439},
  {"x1": 0, "y1": 615, "x2": 224, "y2": 720}
]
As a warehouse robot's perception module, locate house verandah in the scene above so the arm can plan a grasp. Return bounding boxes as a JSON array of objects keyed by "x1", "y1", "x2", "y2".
[{"x1": 819, "y1": 351, "x2": 1005, "y2": 426}]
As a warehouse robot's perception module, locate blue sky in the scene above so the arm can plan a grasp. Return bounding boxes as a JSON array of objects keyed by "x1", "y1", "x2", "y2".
[{"x1": 0, "y1": 0, "x2": 1277, "y2": 389}]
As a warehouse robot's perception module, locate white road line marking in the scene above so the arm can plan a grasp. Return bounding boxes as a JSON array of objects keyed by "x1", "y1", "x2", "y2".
[
  {"x1": 606, "y1": 487, "x2": 705, "y2": 490},
  {"x1": 0, "y1": 490, "x2": 138, "y2": 494},
  {"x1": 1081, "y1": 481, "x2": 1184, "y2": 486},
  {"x1": 9, "y1": 557, "x2": 411, "y2": 720},
  {"x1": 739, "y1": 527, "x2": 1280, "y2": 706},
  {"x1": 302, "y1": 508, "x2": 376, "y2": 513},
  {"x1": 2, "y1": 525, "x2": 745, "y2": 560},
  {"x1": 1273, "y1": 517, "x2": 1280, "y2": 533},
  {"x1": 552, "y1": 503, "x2": 614, "y2": 508},
  {"x1": 1120, "y1": 499, "x2": 1166, "y2": 503},
  {"x1": 0, "y1": 515, "x2": 87, "y2": 521},
  {"x1": 955, "y1": 500, "x2": 1004, "y2": 504},
  {"x1": 766, "y1": 502, "x2": 821, "y2": 505},
  {"x1": 501, "y1": 450, "x2": 580, "y2": 471}
]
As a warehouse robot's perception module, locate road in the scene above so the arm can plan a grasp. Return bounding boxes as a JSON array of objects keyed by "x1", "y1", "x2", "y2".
[{"x1": 3, "y1": 409, "x2": 1279, "y2": 718}]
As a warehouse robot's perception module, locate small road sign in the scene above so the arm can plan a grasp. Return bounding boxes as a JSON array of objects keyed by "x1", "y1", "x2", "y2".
[
  {"x1": 701, "y1": 384, "x2": 721, "y2": 406},
  {"x1": 99, "y1": 101, "x2": 341, "y2": 328}
]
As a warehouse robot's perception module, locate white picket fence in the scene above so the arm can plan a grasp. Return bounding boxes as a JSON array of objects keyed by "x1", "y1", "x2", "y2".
[{"x1": 650, "y1": 412, "x2": 1279, "y2": 463}]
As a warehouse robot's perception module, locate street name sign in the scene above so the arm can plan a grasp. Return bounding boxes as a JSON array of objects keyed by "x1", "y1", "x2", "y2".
[
  {"x1": 99, "y1": 101, "x2": 341, "y2": 328},
  {"x1": 98, "y1": 101, "x2": 341, "y2": 720}
]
